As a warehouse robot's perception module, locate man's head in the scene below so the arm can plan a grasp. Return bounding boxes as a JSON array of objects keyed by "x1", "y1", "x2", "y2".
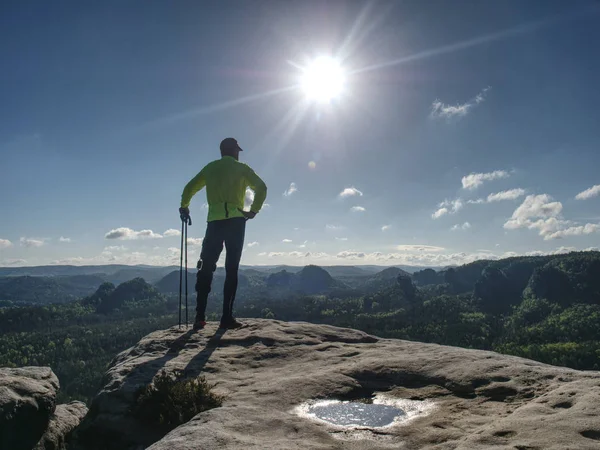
[{"x1": 220, "y1": 137, "x2": 243, "y2": 160}]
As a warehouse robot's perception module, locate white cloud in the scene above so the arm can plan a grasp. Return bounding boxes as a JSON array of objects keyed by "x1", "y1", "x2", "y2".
[
  {"x1": 575, "y1": 185, "x2": 600, "y2": 201},
  {"x1": 432, "y1": 198, "x2": 463, "y2": 219},
  {"x1": 451, "y1": 222, "x2": 471, "y2": 231},
  {"x1": 104, "y1": 227, "x2": 163, "y2": 240},
  {"x1": 432, "y1": 207, "x2": 449, "y2": 219},
  {"x1": 136, "y1": 230, "x2": 163, "y2": 239},
  {"x1": 46, "y1": 245, "x2": 192, "y2": 267},
  {"x1": 20, "y1": 237, "x2": 45, "y2": 248},
  {"x1": 339, "y1": 187, "x2": 363, "y2": 198},
  {"x1": 468, "y1": 189, "x2": 525, "y2": 204},
  {"x1": 260, "y1": 250, "x2": 323, "y2": 259},
  {"x1": 247, "y1": 241, "x2": 259, "y2": 248},
  {"x1": 504, "y1": 194, "x2": 562, "y2": 229},
  {"x1": 337, "y1": 251, "x2": 366, "y2": 259},
  {"x1": 51, "y1": 257, "x2": 86, "y2": 265},
  {"x1": 244, "y1": 187, "x2": 255, "y2": 210},
  {"x1": 523, "y1": 247, "x2": 578, "y2": 257},
  {"x1": 288, "y1": 251, "x2": 308, "y2": 258},
  {"x1": 503, "y1": 194, "x2": 599, "y2": 240},
  {"x1": 335, "y1": 237, "x2": 349, "y2": 241},
  {"x1": 545, "y1": 224, "x2": 600, "y2": 240},
  {"x1": 305, "y1": 252, "x2": 330, "y2": 259},
  {"x1": 59, "y1": 236, "x2": 72, "y2": 243},
  {"x1": 396, "y1": 245, "x2": 445, "y2": 252},
  {"x1": 163, "y1": 229, "x2": 182, "y2": 237},
  {"x1": 283, "y1": 182, "x2": 298, "y2": 197},
  {"x1": 430, "y1": 101, "x2": 469, "y2": 119},
  {"x1": 104, "y1": 245, "x2": 127, "y2": 252},
  {"x1": 187, "y1": 237, "x2": 204, "y2": 246},
  {"x1": 282, "y1": 239, "x2": 293, "y2": 243},
  {"x1": 0, "y1": 239, "x2": 12, "y2": 249},
  {"x1": 0, "y1": 258, "x2": 27, "y2": 266},
  {"x1": 430, "y1": 87, "x2": 491, "y2": 120},
  {"x1": 518, "y1": 195, "x2": 563, "y2": 219},
  {"x1": 350, "y1": 206, "x2": 366, "y2": 212},
  {"x1": 462, "y1": 170, "x2": 510, "y2": 190},
  {"x1": 326, "y1": 224, "x2": 345, "y2": 231},
  {"x1": 554, "y1": 246, "x2": 577, "y2": 254},
  {"x1": 486, "y1": 188, "x2": 526, "y2": 202},
  {"x1": 381, "y1": 225, "x2": 391, "y2": 232},
  {"x1": 335, "y1": 250, "x2": 479, "y2": 265}
]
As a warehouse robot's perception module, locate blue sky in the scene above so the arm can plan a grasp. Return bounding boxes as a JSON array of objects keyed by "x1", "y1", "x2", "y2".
[{"x1": 1, "y1": 0, "x2": 600, "y2": 267}]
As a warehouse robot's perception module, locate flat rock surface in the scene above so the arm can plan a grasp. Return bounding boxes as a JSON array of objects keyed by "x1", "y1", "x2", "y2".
[
  {"x1": 81, "y1": 319, "x2": 600, "y2": 450},
  {"x1": 0, "y1": 366, "x2": 59, "y2": 450},
  {"x1": 35, "y1": 401, "x2": 88, "y2": 450}
]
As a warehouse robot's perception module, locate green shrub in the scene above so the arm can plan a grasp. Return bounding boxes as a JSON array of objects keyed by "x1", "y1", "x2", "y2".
[{"x1": 133, "y1": 369, "x2": 224, "y2": 432}]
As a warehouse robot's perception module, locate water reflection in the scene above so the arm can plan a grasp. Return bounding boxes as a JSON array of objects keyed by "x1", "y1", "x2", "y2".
[{"x1": 308, "y1": 400, "x2": 405, "y2": 427}]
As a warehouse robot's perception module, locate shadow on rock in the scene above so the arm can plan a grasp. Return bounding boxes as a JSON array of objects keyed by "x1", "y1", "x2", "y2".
[
  {"x1": 74, "y1": 327, "x2": 227, "y2": 450},
  {"x1": 182, "y1": 328, "x2": 227, "y2": 378}
]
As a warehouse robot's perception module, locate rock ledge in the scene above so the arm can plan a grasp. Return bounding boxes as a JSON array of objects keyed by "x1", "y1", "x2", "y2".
[{"x1": 79, "y1": 319, "x2": 600, "y2": 449}]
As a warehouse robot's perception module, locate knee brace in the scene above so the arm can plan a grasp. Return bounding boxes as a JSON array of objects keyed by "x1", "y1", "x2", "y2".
[{"x1": 197, "y1": 259, "x2": 217, "y2": 272}]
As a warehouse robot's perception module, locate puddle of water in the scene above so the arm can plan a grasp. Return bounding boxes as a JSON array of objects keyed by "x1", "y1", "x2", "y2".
[
  {"x1": 308, "y1": 401, "x2": 404, "y2": 427},
  {"x1": 294, "y1": 393, "x2": 435, "y2": 431}
]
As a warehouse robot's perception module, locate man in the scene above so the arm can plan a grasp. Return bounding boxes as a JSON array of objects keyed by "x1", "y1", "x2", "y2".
[{"x1": 179, "y1": 138, "x2": 267, "y2": 330}]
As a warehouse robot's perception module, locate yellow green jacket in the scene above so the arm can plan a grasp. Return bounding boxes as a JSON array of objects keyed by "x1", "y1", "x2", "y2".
[{"x1": 181, "y1": 156, "x2": 267, "y2": 222}]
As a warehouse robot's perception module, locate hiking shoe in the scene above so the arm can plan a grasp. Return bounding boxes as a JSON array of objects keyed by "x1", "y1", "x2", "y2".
[
  {"x1": 193, "y1": 318, "x2": 207, "y2": 331},
  {"x1": 219, "y1": 318, "x2": 244, "y2": 329}
]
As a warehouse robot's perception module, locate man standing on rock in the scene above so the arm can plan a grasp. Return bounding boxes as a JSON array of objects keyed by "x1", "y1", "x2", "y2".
[{"x1": 179, "y1": 138, "x2": 267, "y2": 330}]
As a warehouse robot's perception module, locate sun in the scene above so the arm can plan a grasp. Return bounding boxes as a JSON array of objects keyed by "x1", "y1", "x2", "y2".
[{"x1": 300, "y1": 56, "x2": 346, "y2": 103}]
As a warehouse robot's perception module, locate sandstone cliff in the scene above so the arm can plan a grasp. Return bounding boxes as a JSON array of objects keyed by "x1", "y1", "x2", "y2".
[{"x1": 76, "y1": 319, "x2": 600, "y2": 449}]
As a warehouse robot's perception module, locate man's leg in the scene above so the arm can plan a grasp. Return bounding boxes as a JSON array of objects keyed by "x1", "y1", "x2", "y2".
[
  {"x1": 221, "y1": 218, "x2": 246, "y2": 324},
  {"x1": 195, "y1": 221, "x2": 224, "y2": 323}
]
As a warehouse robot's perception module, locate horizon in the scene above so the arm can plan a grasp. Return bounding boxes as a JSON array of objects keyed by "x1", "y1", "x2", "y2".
[
  {"x1": 2, "y1": 248, "x2": 599, "y2": 272},
  {"x1": 2, "y1": 1, "x2": 600, "y2": 269}
]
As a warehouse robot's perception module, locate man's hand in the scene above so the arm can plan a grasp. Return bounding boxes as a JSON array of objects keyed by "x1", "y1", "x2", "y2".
[
  {"x1": 179, "y1": 207, "x2": 192, "y2": 225},
  {"x1": 238, "y1": 209, "x2": 256, "y2": 220}
]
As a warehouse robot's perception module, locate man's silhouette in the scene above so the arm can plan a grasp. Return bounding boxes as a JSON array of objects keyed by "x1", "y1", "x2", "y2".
[{"x1": 179, "y1": 138, "x2": 267, "y2": 330}]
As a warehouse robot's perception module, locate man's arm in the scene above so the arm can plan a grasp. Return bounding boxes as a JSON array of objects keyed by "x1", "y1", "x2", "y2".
[
  {"x1": 245, "y1": 166, "x2": 267, "y2": 213},
  {"x1": 181, "y1": 169, "x2": 206, "y2": 208}
]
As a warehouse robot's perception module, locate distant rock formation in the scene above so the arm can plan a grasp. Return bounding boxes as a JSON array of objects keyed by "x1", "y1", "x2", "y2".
[
  {"x1": 266, "y1": 265, "x2": 344, "y2": 294},
  {"x1": 0, "y1": 367, "x2": 87, "y2": 450},
  {"x1": 294, "y1": 265, "x2": 340, "y2": 293},
  {"x1": 75, "y1": 319, "x2": 600, "y2": 449},
  {"x1": 362, "y1": 266, "x2": 412, "y2": 292},
  {"x1": 266, "y1": 269, "x2": 294, "y2": 288}
]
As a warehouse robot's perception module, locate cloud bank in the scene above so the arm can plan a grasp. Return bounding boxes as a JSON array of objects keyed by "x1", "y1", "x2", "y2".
[{"x1": 105, "y1": 228, "x2": 163, "y2": 240}]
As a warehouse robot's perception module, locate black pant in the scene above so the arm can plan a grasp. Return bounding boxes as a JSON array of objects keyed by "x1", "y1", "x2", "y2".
[{"x1": 195, "y1": 217, "x2": 246, "y2": 322}]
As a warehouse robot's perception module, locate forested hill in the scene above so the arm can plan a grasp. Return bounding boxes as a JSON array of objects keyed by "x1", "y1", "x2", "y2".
[
  {"x1": 0, "y1": 251, "x2": 599, "y2": 403},
  {"x1": 413, "y1": 251, "x2": 600, "y2": 313}
]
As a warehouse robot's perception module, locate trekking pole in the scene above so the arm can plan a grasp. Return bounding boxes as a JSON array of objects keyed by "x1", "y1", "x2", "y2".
[
  {"x1": 178, "y1": 218, "x2": 184, "y2": 329},
  {"x1": 184, "y1": 218, "x2": 189, "y2": 327}
]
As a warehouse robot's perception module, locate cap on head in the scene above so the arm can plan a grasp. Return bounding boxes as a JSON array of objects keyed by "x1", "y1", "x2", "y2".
[{"x1": 220, "y1": 137, "x2": 243, "y2": 153}]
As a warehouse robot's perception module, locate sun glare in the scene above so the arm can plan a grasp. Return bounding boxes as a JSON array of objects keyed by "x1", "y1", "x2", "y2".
[{"x1": 301, "y1": 56, "x2": 346, "y2": 103}]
